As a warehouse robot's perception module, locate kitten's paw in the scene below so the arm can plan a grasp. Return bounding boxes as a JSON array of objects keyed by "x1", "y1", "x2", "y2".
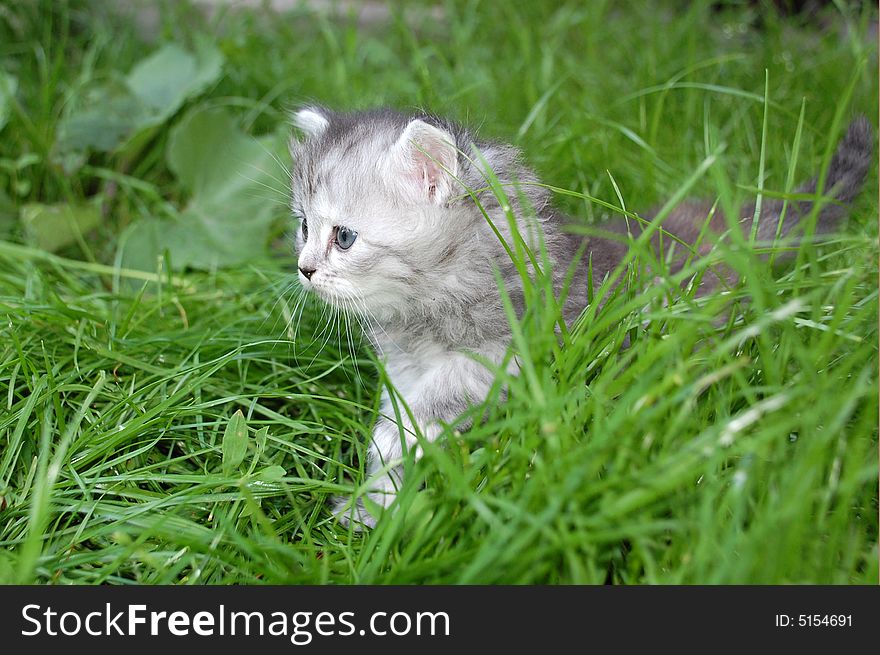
[{"x1": 331, "y1": 495, "x2": 377, "y2": 530}]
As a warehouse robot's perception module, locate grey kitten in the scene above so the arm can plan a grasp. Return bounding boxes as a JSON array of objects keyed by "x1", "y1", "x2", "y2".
[{"x1": 288, "y1": 106, "x2": 872, "y2": 528}]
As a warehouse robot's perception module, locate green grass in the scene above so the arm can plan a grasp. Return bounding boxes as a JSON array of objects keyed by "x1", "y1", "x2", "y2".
[{"x1": 0, "y1": 0, "x2": 877, "y2": 584}]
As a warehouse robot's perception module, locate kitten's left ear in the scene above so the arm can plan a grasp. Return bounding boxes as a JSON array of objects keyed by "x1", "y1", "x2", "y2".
[
  {"x1": 389, "y1": 119, "x2": 459, "y2": 205},
  {"x1": 292, "y1": 106, "x2": 330, "y2": 139}
]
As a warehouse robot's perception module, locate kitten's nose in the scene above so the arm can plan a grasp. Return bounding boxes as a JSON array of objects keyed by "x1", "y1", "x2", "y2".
[{"x1": 299, "y1": 266, "x2": 315, "y2": 281}]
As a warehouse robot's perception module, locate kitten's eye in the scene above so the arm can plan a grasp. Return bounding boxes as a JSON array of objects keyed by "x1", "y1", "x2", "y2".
[
  {"x1": 300, "y1": 220, "x2": 308, "y2": 241},
  {"x1": 335, "y1": 226, "x2": 358, "y2": 250}
]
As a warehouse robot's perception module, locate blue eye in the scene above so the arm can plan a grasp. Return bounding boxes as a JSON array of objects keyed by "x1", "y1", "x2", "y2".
[
  {"x1": 300, "y1": 220, "x2": 308, "y2": 241},
  {"x1": 336, "y1": 226, "x2": 358, "y2": 250}
]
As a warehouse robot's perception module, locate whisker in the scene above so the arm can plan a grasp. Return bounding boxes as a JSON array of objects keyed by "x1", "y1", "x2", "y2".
[
  {"x1": 243, "y1": 191, "x2": 292, "y2": 207},
  {"x1": 249, "y1": 134, "x2": 293, "y2": 180},
  {"x1": 341, "y1": 296, "x2": 364, "y2": 388},
  {"x1": 237, "y1": 170, "x2": 291, "y2": 202},
  {"x1": 242, "y1": 161, "x2": 293, "y2": 196}
]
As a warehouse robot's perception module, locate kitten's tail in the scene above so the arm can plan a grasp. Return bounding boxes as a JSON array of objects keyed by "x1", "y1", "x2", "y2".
[{"x1": 754, "y1": 115, "x2": 874, "y2": 242}]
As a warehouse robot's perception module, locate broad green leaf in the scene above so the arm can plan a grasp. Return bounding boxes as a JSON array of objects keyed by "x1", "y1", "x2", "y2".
[
  {"x1": 55, "y1": 80, "x2": 148, "y2": 169},
  {"x1": 221, "y1": 409, "x2": 248, "y2": 475},
  {"x1": 113, "y1": 216, "x2": 164, "y2": 275},
  {"x1": 20, "y1": 202, "x2": 102, "y2": 253},
  {"x1": 0, "y1": 70, "x2": 17, "y2": 132},
  {"x1": 120, "y1": 107, "x2": 287, "y2": 270},
  {"x1": 126, "y1": 38, "x2": 223, "y2": 123},
  {"x1": 55, "y1": 40, "x2": 223, "y2": 164},
  {"x1": 166, "y1": 106, "x2": 281, "y2": 205}
]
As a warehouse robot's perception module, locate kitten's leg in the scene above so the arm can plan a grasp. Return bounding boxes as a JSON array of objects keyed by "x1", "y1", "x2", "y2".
[
  {"x1": 332, "y1": 411, "x2": 438, "y2": 529},
  {"x1": 332, "y1": 349, "x2": 507, "y2": 529}
]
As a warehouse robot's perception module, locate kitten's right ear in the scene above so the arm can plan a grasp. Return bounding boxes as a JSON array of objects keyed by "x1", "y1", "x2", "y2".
[
  {"x1": 385, "y1": 119, "x2": 459, "y2": 205},
  {"x1": 292, "y1": 106, "x2": 330, "y2": 139}
]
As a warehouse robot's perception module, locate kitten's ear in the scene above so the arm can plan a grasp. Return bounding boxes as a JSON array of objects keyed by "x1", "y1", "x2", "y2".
[
  {"x1": 389, "y1": 119, "x2": 459, "y2": 205},
  {"x1": 292, "y1": 106, "x2": 330, "y2": 139}
]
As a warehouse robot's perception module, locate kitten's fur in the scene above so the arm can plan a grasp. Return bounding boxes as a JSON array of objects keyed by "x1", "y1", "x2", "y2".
[{"x1": 289, "y1": 106, "x2": 872, "y2": 528}]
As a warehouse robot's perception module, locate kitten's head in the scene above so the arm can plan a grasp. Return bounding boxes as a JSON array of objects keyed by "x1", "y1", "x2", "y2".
[{"x1": 289, "y1": 105, "x2": 468, "y2": 319}]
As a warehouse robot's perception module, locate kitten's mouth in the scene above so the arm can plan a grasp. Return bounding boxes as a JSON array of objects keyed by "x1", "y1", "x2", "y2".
[
  {"x1": 308, "y1": 283, "x2": 365, "y2": 309},
  {"x1": 299, "y1": 273, "x2": 384, "y2": 314}
]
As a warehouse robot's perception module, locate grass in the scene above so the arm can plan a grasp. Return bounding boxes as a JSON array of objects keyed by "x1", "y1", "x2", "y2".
[{"x1": 0, "y1": 0, "x2": 877, "y2": 584}]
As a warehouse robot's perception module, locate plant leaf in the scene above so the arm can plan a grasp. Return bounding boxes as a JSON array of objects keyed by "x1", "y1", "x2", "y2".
[
  {"x1": 55, "y1": 40, "x2": 223, "y2": 166},
  {"x1": 20, "y1": 202, "x2": 102, "y2": 253},
  {"x1": 126, "y1": 37, "x2": 223, "y2": 124},
  {"x1": 255, "y1": 465, "x2": 286, "y2": 482},
  {"x1": 120, "y1": 107, "x2": 287, "y2": 271},
  {"x1": 255, "y1": 426, "x2": 269, "y2": 455},
  {"x1": 221, "y1": 409, "x2": 248, "y2": 475},
  {"x1": 55, "y1": 79, "x2": 147, "y2": 168}
]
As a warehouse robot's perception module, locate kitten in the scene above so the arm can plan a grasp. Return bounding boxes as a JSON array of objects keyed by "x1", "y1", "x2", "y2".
[{"x1": 288, "y1": 106, "x2": 872, "y2": 528}]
